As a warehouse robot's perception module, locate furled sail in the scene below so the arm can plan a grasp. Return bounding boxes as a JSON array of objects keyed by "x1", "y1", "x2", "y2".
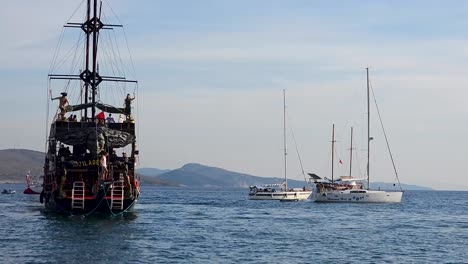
[{"x1": 54, "y1": 127, "x2": 135, "y2": 153}]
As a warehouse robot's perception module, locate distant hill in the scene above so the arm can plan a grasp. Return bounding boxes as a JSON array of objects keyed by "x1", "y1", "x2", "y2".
[
  {"x1": 370, "y1": 182, "x2": 432, "y2": 191},
  {"x1": 136, "y1": 173, "x2": 178, "y2": 186},
  {"x1": 137, "y1": 167, "x2": 171, "y2": 177},
  {"x1": 0, "y1": 149, "x2": 173, "y2": 185},
  {"x1": 136, "y1": 168, "x2": 175, "y2": 186},
  {"x1": 0, "y1": 149, "x2": 44, "y2": 183},
  {"x1": 0, "y1": 149, "x2": 433, "y2": 190},
  {"x1": 143, "y1": 163, "x2": 311, "y2": 188},
  {"x1": 138, "y1": 163, "x2": 433, "y2": 190}
]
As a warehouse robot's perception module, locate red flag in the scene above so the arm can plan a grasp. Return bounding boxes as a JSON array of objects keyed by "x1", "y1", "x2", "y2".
[{"x1": 96, "y1": 111, "x2": 105, "y2": 120}]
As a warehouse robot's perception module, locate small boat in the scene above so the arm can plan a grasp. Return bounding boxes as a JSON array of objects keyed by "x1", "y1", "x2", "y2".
[
  {"x1": 248, "y1": 90, "x2": 312, "y2": 201},
  {"x1": 24, "y1": 188, "x2": 41, "y2": 195},
  {"x1": 310, "y1": 68, "x2": 403, "y2": 203},
  {"x1": 1, "y1": 189, "x2": 16, "y2": 194},
  {"x1": 24, "y1": 171, "x2": 41, "y2": 195}
]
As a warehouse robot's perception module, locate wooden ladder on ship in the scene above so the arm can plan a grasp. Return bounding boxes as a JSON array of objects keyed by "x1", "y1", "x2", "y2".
[
  {"x1": 111, "y1": 181, "x2": 124, "y2": 210},
  {"x1": 71, "y1": 181, "x2": 85, "y2": 209}
]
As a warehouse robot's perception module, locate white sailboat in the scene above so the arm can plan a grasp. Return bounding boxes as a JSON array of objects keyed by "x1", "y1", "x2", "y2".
[
  {"x1": 248, "y1": 90, "x2": 312, "y2": 201},
  {"x1": 311, "y1": 68, "x2": 403, "y2": 203}
]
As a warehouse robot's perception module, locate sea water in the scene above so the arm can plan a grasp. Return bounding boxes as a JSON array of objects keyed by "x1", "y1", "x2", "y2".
[{"x1": 0, "y1": 184, "x2": 466, "y2": 263}]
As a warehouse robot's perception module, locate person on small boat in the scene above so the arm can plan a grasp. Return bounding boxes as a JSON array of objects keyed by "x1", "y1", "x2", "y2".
[
  {"x1": 124, "y1": 93, "x2": 135, "y2": 121},
  {"x1": 51, "y1": 92, "x2": 69, "y2": 120}
]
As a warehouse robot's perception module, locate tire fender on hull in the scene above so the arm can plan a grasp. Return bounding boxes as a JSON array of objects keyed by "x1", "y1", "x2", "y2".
[
  {"x1": 45, "y1": 192, "x2": 51, "y2": 203},
  {"x1": 39, "y1": 190, "x2": 45, "y2": 204}
]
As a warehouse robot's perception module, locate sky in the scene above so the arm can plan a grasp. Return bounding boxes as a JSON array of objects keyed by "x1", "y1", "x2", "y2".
[{"x1": 1, "y1": 0, "x2": 468, "y2": 190}]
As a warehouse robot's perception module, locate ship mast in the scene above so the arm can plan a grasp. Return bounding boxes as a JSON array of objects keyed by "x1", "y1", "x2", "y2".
[
  {"x1": 81, "y1": 0, "x2": 104, "y2": 120},
  {"x1": 91, "y1": 0, "x2": 99, "y2": 119},
  {"x1": 84, "y1": 0, "x2": 90, "y2": 118},
  {"x1": 48, "y1": 0, "x2": 137, "y2": 120},
  {"x1": 283, "y1": 89, "x2": 288, "y2": 190}
]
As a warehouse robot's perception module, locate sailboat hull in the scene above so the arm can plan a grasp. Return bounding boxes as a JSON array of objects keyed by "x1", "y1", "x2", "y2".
[
  {"x1": 312, "y1": 190, "x2": 402, "y2": 203},
  {"x1": 249, "y1": 190, "x2": 312, "y2": 201}
]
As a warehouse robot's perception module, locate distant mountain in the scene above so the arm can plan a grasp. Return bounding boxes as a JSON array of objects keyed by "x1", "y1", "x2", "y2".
[
  {"x1": 151, "y1": 163, "x2": 309, "y2": 188},
  {"x1": 136, "y1": 173, "x2": 178, "y2": 186},
  {"x1": 371, "y1": 182, "x2": 433, "y2": 191},
  {"x1": 0, "y1": 149, "x2": 44, "y2": 183},
  {"x1": 136, "y1": 168, "x2": 175, "y2": 186},
  {"x1": 0, "y1": 149, "x2": 434, "y2": 190},
  {"x1": 137, "y1": 167, "x2": 171, "y2": 177},
  {"x1": 139, "y1": 163, "x2": 433, "y2": 190},
  {"x1": 0, "y1": 149, "x2": 173, "y2": 186}
]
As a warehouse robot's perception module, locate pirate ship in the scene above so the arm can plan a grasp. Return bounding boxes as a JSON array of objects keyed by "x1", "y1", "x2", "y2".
[{"x1": 41, "y1": 0, "x2": 140, "y2": 215}]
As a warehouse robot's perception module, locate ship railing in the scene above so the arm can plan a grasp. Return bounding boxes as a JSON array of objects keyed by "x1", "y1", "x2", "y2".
[{"x1": 53, "y1": 120, "x2": 135, "y2": 133}]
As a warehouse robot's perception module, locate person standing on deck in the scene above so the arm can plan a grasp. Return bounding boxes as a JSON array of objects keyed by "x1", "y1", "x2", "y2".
[
  {"x1": 106, "y1": 114, "x2": 115, "y2": 123},
  {"x1": 124, "y1": 93, "x2": 135, "y2": 121},
  {"x1": 51, "y1": 92, "x2": 69, "y2": 120},
  {"x1": 96, "y1": 111, "x2": 106, "y2": 125},
  {"x1": 118, "y1": 114, "x2": 124, "y2": 123}
]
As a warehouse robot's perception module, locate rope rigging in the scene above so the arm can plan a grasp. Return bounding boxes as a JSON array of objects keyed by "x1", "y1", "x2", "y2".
[
  {"x1": 286, "y1": 112, "x2": 309, "y2": 185},
  {"x1": 369, "y1": 79, "x2": 403, "y2": 191}
]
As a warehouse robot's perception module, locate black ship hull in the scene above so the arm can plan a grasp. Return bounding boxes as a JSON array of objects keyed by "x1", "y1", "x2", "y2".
[{"x1": 43, "y1": 191, "x2": 139, "y2": 216}]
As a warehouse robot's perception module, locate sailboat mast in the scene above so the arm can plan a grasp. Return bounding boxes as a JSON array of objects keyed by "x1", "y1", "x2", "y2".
[
  {"x1": 366, "y1": 67, "x2": 371, "y2": 190},
  {"x1": 331, "y1": 123, "x2": 335, "y2": 183},
  {"x1": 349, "y1": 127, "x2": 353, "y2": 177},
  {"x1": 283, "y1": 89, "x2": 287, "y2": 190}
]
